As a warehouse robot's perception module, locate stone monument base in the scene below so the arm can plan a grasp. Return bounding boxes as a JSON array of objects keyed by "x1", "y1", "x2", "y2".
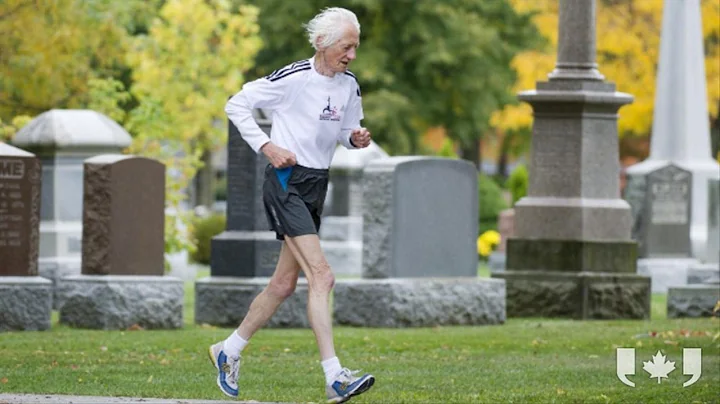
[
  {"x1": 667, "y1": 285, "x2": 720, "y2": 318},
  {"x1": 321, "y1": 240, "x2": 362, "y2": 277},
  {"x1": 686, "y1": 263, "x2": 720, "y2": 284},
  {"x1": 0, "y1": 277, "x2": 53, "y2": 332},
  {"x1": 333, "y1": 278, "x2": 506, "y2": 327},
  {"x1": 492, "y1": 271, "x2": 651, "y2": 319},
  {"x1": 39, "y1": 256, "x2": 81, "y2": 309},
  {"x1": 637, "y1": 258, "x2": 698, "y2": 293},
  {"x1": 58, "y1": 275, "x2": 184, "y2": 330},
  {"x1": 195, "y1": 277, "x2": 309, "y2": 328},
  {"x1": 488, "y1": 252, "x2": 506, "y2": 273},
  {"x1": 320, "y1": 216, "x2": 363, "y2": 242}
]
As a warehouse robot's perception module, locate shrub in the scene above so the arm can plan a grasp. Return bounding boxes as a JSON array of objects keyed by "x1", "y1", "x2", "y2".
[
  {"x1": 507, "y1": 164, "x2": 529, "y2": 206},
  {"x1": 215, "y1": 175, "x2": 228, "y2": 201},
  {"x1": 189, "y1": 214, "x2": 226, "y2": 265},
  {"x1": 478, "y1": 174, "x2": 508, "y2": 235}
]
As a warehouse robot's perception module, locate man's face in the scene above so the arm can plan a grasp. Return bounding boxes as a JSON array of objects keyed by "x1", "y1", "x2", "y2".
[{"x1": 322, "y1": 25, "x2": 359, "y2": 74}]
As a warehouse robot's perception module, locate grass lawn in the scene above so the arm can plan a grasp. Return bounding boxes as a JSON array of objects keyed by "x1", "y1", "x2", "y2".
[{"x1": 1, "y1": 267, "x2": 718, "y2": 403}]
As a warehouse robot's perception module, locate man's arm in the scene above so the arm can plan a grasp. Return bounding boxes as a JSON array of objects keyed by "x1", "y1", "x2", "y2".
[
  {"x1": 225, "y1": 78, "x2": 286, "y2": 153},
  {"x1": 338, "y1": 81, "x2": 365, "y2": 149}
]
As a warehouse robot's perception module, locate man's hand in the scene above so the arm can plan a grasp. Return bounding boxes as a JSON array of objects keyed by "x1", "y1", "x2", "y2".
[
  {"x1": 260, "y1": 142, "x2": 297, "y2": 168},
  {"x1": 350, "y1": 127, "x2": 371, "y2": 148}
]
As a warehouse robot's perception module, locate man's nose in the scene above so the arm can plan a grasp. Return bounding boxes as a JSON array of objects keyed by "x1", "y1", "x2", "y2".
[{"x1": 347, "y1": 48, "x2": 356, "y2": 60}]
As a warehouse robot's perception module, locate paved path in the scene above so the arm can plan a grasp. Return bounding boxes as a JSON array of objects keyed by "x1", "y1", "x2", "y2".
[{"x1": 0, "y1": 394, "x2": 286, "y2": 404}]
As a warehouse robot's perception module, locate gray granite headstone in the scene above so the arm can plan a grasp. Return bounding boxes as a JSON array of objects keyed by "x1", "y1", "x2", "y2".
[
  {"x1": 209, "y1": 117, "x2": 281, "y2": 277},
  {"x1": 11, "y1": 109, "x2": 132, "y2": 307},
  {"x1": 707, "y1": 178, "x2": 720, "y2": 264},
  {"x1": 362, "y1": 156, "x2": 478, "y2": 278},
  {"x1": 638, "y1": 164, "x2": 693, "y2": 258},
  {"x1": 334, "y1": 156, "x2": 506, "y2": 327},
  {"x1": 0, "y1": 143, "x2": 52, "y2": 332},
  {"x1": 320, "y1": 141, "x2": 388, "y2": 277},
  {"x1": 624, "y1": 0, "x2": 720, "y2": 261}
]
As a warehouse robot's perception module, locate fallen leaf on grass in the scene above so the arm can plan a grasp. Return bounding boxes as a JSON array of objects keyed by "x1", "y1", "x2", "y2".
[
  {"x1": 664, "y1": 340, "x2": 679, "y2": 346},
  {"x1": 127, "y1": 324, "x2": 144, "y2": 331},
  {"x1": 1, "y1": 377, "x2": 8, "y2": 384},
  {"x1": 147, "y1": 375, "x2": 153, "y2": 383},
  {"x1": 283, "y1": 348, "x2": 291, "y2": 353},
  {"x1": 556, "y1": 388, "x2": 566, "y2": 396},
  {"x1": 100, "y1": 346, "x2": 108, "y2": 352}
]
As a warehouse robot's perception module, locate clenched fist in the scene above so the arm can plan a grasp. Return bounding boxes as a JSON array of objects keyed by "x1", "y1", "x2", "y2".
[
  {"x1": 261, "y1": 142, "x2": 296, "y2": 168},
  {"x1": 351, "y1": 127, "x2": 371, "y2": 148}
]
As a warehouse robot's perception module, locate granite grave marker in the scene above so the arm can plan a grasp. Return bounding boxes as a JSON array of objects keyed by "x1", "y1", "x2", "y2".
[
  {"x1": 58, "y1": 155, "x2": 184, "y2": 330},
  {"x1": 0, "y1": 143, "x2": 52, "y2": 331}
]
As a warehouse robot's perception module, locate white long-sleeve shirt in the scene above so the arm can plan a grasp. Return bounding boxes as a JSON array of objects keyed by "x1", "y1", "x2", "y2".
[{"x1": 225, "y1": 57, "x2": 363, "y2": 169}]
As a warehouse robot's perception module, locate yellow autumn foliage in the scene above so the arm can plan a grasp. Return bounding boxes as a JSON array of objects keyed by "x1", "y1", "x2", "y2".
[{"x1": 492, "y1": 0, "x2": 720, "y2": 137}]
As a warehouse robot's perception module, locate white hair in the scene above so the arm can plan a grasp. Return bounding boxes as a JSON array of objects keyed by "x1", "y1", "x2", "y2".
[{"x1": 304, "y1": 7, "x2": 360, "y2": 50}]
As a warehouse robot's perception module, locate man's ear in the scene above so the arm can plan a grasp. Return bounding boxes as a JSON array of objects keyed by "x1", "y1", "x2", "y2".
[{"x1": 315, "y1": 35, "x2": 326, "y2": 50}]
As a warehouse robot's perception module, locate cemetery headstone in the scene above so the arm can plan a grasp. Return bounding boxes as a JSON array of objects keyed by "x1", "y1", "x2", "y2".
[
  {"x1": 492, "y1": 0, "x2": 651, "y2": 319},
  {"x1": 58, "y1": 155, "x2": 183, "y2": 330},
  {"x1": 0, "y1": 143, "x2": 52, "y2": 331},
  {"x1": 11, "y1": 109, "x2": 132, "y2": 307},
  {"x1": 624, "y1": 0, "x2": 720, "y2": 262},
  {"x1": 196, "y1": 110, "x2": 308, "y2": 328},
  {"x1": 333, "y1": 156, "x2": 506, "y2": 327},
  {"x1": 319, "y1": 141, "x2": 388, "y2": 276},
  {"x1": 488, "y1": 208, "x2": 515, "y2": 273},
  {"x1": 667, "y1": 178, "x2": 720, "y2": 318}
]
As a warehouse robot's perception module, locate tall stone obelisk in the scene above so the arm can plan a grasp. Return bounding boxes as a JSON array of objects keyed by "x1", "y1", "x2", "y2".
[
  {"x1": 625, "y1": 0, "x2": 720, "y2": 263},
  {"x1": 493, "y1": 0, "x2": 651, "y2": 319}
]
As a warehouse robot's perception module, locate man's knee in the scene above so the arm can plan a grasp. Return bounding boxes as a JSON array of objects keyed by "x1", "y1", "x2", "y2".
[
  {"x1": 308, "y1": 261, "x2": 335, "y2": 292},
  {"x1": 267, "y1": 278, "x2": 297, "y2": 299}
]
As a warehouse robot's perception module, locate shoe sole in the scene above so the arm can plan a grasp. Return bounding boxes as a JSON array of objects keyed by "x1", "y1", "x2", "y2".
[
  {"x1": 208, "y1": 345, "x2": 237, "y2": 399},
  {"x1": 327, "y1": 375, "x2": 375, "y2": 403}
]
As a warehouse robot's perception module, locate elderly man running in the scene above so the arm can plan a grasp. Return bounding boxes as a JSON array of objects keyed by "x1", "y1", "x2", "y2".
[{"x1": 208, "y1": 7, "x2": 375, "y2": 404}]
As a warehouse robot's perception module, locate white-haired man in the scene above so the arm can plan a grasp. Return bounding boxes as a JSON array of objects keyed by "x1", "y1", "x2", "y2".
[{"x1": 209, "y1": 7, "x2": 375, "y2": 403}]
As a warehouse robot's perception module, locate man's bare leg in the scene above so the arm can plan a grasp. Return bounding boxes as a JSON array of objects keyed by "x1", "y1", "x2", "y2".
[
  {"x1": 220, "y1": 242, "x2": 300, "y2": 357},
  {"x1": 284, "y1": 234, "x2": 337, "y2": 361},
  {"x1": 238, "y1": 241, "x2": 300, "y2": 340}
]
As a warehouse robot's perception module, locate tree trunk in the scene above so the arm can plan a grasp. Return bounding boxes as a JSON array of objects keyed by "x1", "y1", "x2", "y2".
[
  {"x1": 460, "y1": 138, "x2": 481, "y2": 170},
  {"x1": 496, "y1": 132, "x2": 513, "y2": 178},
  {"x1": 194, "y1": 149, "x2": 215, "y2": 208}
]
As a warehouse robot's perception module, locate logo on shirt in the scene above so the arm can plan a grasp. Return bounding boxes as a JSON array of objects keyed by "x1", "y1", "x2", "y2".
[{"x1": 319, "y1": 96, "x2": 342, "y2": 121}]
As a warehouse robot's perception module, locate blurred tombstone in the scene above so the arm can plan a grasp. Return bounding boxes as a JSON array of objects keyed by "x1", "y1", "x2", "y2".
[
  {"x1": 320, "y1": 141, "x2": 388, "y2": 276},
  {"x1": 0, "y1": 143, "x2": 52, "y2": 332},
  {"x1": 58, "y1": 155, "x2": 183, "y2": 329},
  {"x1": 11, "y1": 109, "x2": 132, "y2": 307},
  {"x1": 333, "y1": 156, "x2": 506, "y2": 327}
]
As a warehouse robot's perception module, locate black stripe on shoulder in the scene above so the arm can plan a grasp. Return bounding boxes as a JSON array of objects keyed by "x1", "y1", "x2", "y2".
[
  {"x1": 344, "y1": 71, "x2": 361, "y2": 96},
  {"x1": 267, "y1": 66, "x2": 311, "y2": 82},
  {"x1": 344, "y1": 71, "x2": 357, "y2": 81},
  {"x1": 266, "y1": 60, "x2": 310, "y2": 80}
]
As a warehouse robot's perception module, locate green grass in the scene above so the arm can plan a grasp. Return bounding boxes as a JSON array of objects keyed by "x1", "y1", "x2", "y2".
[{"x1": 2, "y1": 276, "x2": 719, "y2": 404}]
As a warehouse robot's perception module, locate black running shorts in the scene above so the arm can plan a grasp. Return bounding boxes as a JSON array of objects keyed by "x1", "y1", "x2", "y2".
[{"x1": 263, "y1": 164, "x2": 329, "y2": 241}]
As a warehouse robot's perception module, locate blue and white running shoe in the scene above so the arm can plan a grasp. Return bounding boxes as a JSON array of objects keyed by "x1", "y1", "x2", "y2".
[
  {"x1": 326, "y1": 368, "x2": 375, "y2": 403},
  {"x1": 208, "y1": 342, "x2": 240, "y2": 397}
]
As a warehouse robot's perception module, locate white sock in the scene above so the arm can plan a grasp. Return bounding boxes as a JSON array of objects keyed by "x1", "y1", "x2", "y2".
[
  {"x1": 321, "y1": 356, "x2": 342, "y2": 385},
  {"x1": 223, "y1": 330, "x2": 248, "y2": 357}
]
